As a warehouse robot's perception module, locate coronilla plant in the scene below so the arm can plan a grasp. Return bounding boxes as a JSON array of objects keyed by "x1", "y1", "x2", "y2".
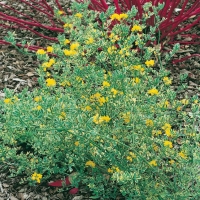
[{"x1": 0, "y1": 2, "x2": 199, "y2": 199}]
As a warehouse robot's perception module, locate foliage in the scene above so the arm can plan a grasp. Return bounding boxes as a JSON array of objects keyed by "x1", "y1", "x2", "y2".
[
  {"x1": 0, "y1": 2, "x2": 200, "y2": 199},
  {"x1": 1, "y1": 0, "x2": 200, "y2": 63}
]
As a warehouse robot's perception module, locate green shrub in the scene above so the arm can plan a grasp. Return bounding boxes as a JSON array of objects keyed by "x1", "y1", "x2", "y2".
[{"x1": 0, "y1": 2, "x2": 199, "y2": 199}]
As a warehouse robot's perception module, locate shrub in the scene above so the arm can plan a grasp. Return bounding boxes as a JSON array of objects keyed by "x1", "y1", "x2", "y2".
[{"x1": 0, "y1": 2, "x2": 199, "y2": 199}]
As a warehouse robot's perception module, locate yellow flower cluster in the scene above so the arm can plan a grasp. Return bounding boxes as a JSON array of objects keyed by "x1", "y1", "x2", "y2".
[
  {"x1": 85, "y1": 37, "x2": 94, "y2": 44},
  {"x1": 110, "y1": 13, "x2": 128, "y2": 21},
  {"x1": 36, "y1": 49, "x2": 46, "y2": 55},
  {"x1": 108, "y1": 46, "x2": 117, "y2": 54},
  {"x1": 64, "y1": 39, "x2": 70, "y2": 45},
  {"x1": 63, "y1": 42, "x2": 79, "y2": 56},
  {"x1": 31, "y1": 172, "x2": 42, "y2": 183},
  {"x1": 93, "y1": 114, "x2": 111, "y2": 124},
  {"x1": 178, "y1": 151, "x2": 187, "y2": 159},
  {"x1": 147, "y1": 88, "x2": 159, "y2": 95},
  {"x1": 163, "y1": 77, "x2": 172, "y2": 85},
  {"x1": 149, "y1": 160, "x2": 157, "y2": 166},
  {"x1": 46, "y1": 78, "x2": 56, "y2": 87},
  {"x1": 4, "y1": 98, "x2": 11, "y2": 104},
  {"x1": 34, "y1": 96, "x2": 42, "y2": 102},
  {"x1": 130, "y1": 65, "x2": 145, "y2": 73},
  {"x1": 75, "y1": 13, "x2": 83, "y2": 18},
  {"x1": 63, "y1": 23, "x2": 73, "y2": 28},
  {"x1": 146, "y1": 119, "x2": 154, "y2": 126},
  {"x1": 102, "y1": 81, "x2": 110, "y2": 87},
  {"x1": 109, "y1": 33, "x2": 120, "y2": 43},
  {"x1": 111, "y1": 88, "x2": 118, "y2": 96},
  {"x1": 42, "y1": 58, "x2": 55, "y2": 71},
  {"x1": 85, "y1": 160, "x2": 95, "y2": 168},
  {"x1": 59, "y1": 111, "x2": 66, "y2": 120},
  {"x1": 90, "y1": 92, "x2": 108, "y2": 106},
  {"x1": 126, "y1": 152, "x2": 136, "y2": 162},
  {"x1": 145, "y1": 60, "x2": 155, "y2": 67},
  {"x1": 164, "y1": 140, "x2": 173, "y2": 148},
  {"x1": 132, "y1": 77, "x2": 140, "y2": 85},
  {"x1": 107, "y1": 166, "x2": 121, "y2": 173},
  {"x1": 131, "y1": 25, "x2": 142, "y2": 32},
  {"x1": 122, "y1": 112, "x2": 131, "y2": 124},
  {"x1": 74, "y1": 141, "x2": 79, "y2": 146},
  {"x1": 58, "y1": 10, "x2": 64, "y2": 15},
  {"x1": 46, "y1": 46, "x2": 53, "y2": 53},
  {"x1": 162, "y1": 123, "x2": 172, "y2": 137}
]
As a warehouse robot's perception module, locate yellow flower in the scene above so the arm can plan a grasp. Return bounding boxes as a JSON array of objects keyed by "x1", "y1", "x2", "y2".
[
  {"x1": 99, "y1": 115, "x2": 111, "y2": 123},
  {"x1": 63, "y1": 49, "x2": 77, "y2": 56},
  {"x1": 176, "y1": 106, "x2": 182, "y2": 111},
  {"x1": 129, "y1": 152, "x2": 136, "y2": 158},
  {"x1": 86, "y1": 37, "x2": 94, "y2": 44},
  {"x1": 165, "y1": 128, "x2": 172, "y2": 137},
  {"x1": 74, "y1": 141, "x2": 79, "y2": 146},
  {"x1": 162, "y1": 123, "x2": 171, "y2": 130},
  {"x1": 36, "y1": 49, "x2": 46, "y2": 55},
  {"x1": 49, "y1": 58, "x2": 55, "y2": 65},
  {"x1": 111, "y1": 88, "x2": 118, "y2": 96},
  {"x1": 169, "y1": 160, "x2": 175, "y2": 165},
  {"x1": 122, "y1": 112, "x2": 131, "y2": 124},
  {"x1": 152, "y1": 130, "x2": 162, "y2": 136},
  {"x1": 103, "y1": 81, "x2": 110, "y2": 87},
  {"x1": 58, "y1": 10, "x2": 64, "y2": 15},
  {"x1": 153, "y1": 144, "x2": 159, "y2": 151},
  {"x1": 36, "y1": 105, "x2": 42, "y2": 110},
  {"x1": 63, "y1": 23, "x2": 72, "y2": 28},
  {"x1": 147, "y1": 88, "x2": 159, "y2": 95},
  {"x1": 59, "y1": 111, "x2": 66, "y2": 119},
  {"x1": 146, "y1": 119, "x2": 154, "y2": 126},
  {"x1": 110, "y1": 13, "x2": 121, "y2": 21},
  {"x1": 85, "y1": 160, "x2": 95, "y2": 168},
  {"x1": 34, "y1": 96, "x2": 42, "y2": 102},
  {"x1": 46, "y1": 46, "x2": 53, "y2": 53},
  {"x1": 60, "y1": 80, "x2": 71, "y2": 87},
  {"x1": 145, "y1": 60, "x2": 155, "y2": 67},
  {"x1": 31, "y1": 172, "x2": 42, "y2": 183},
  {"x1": 178, "y1": 151, "x2": 187, "y2": 159},
  {"x1": 131, "y1": 25, "x2": 142, "y2": 32},
  {"x1": 98, "y1": 97, "x2": 107, "y2": 106},
  {"x1": 46, "y1": 78, "x2": 56, "y2": 87},
  {"x1": 70, "y1": 42, "x2": 79, "y2": 50},
  {"x1": 149, "y1": 160, "x2": 157, "y2": 166},
  {"x1": 119, "y1": 13, "x2": 128, "y2": 19},
  {"x1": 107, "y1": 46, "x2": 116, "y2": 54},
  {"x1": 181, "y1": 99, "x2": 189, "y2": 105},
  {"x1": 64, "y1": 39, "x2": 70, "y2": 45},
  {"x1": 164, "y1": 100, "x2": 170, "y2": 108},
  {"x1": 163, "y1": 77, "x2": 172, "y2": 85},
  {"x1": 4, "y1": 98, "x2": 11, "y2": 104},
  {"x1": 126, "y1": 156, "x2": 132, "y2": 162},
  {"x1": 108, "y1": 168, "x2": 114, "y2": 173},
  {"x1": 110, "y1": 13, "x2": 128, "y2": 21},
  {"x1": 132, "y1": 77, "x2": 140, "y2": 84},
  {"x1": 164, "y1": 141, "x2": 173, "y2": 148},
  {"x1": 84, "y1": 106, "x2": 92, "y2": 111},
  {"x1": 115, "y1": 167, "x2": 120, "y2": 172},
  {"x1": 75, "y1": 13, "x2": 83, "y2": 18}
]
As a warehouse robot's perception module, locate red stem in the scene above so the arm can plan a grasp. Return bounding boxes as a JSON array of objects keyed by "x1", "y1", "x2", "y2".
[{"x1": 0, "y1": 12, "x2": 63, "y2": 32}]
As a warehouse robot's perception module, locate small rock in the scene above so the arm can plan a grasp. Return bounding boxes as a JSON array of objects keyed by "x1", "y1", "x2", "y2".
[{"x1": 10, "y1": 196, "x2": 18, "y2": 200}]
